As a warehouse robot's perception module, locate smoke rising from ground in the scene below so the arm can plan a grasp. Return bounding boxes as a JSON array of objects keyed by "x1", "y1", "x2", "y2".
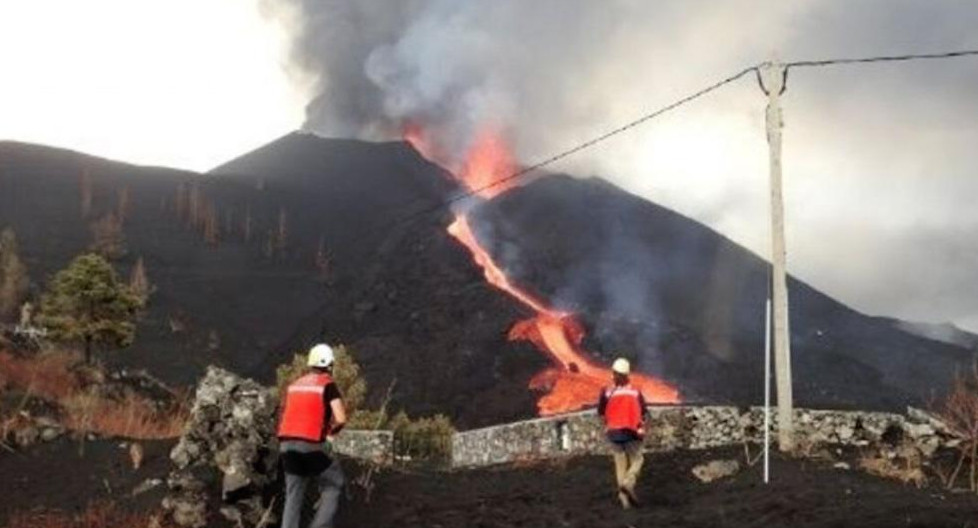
[{"x1": 264, "y1": 0, "x2": 978, "y2": 332}]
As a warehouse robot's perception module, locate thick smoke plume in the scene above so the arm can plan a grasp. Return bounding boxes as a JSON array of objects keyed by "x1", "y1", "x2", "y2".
[
  {"x1": 265, "y1": 0, "x2": 633, "y2": 172},
  {"x1": 265, "y1": 0, "x2": 978, "y2": 332}
]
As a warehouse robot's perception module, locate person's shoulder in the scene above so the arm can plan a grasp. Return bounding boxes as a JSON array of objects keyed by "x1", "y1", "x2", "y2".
[{"x1": 324, "y1": 380, "x2": 343, "y2": 401}]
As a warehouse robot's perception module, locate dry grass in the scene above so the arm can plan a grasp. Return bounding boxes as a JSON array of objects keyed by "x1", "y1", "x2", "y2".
[
  {"x1": 859, "y1": 446, "x2": 926, "y2": 488},
  {"x1": 0, "y1": 350, "x2": 81, "y2": 401},
  {"x1": 62, "y1": 389, "x2": 188, "y2": 440},
  {"x1": 4, "y1": 502, "x2": 176, "y2": 528},
  {"x1": 0, "y1": 350, "x2": 188, "y2": 440}
]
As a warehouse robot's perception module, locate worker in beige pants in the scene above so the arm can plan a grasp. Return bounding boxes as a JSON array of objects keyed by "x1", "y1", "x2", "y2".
[{"x1": 597, "y1": 358, "x2": 649, "y2": 509}]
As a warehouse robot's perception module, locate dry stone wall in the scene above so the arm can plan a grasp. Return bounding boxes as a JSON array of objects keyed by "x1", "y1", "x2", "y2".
[
  {"x1": 164, "y1": 367, "x2": 962, "y2": 526},
  {"x1": 451, "y1": 405, "x2": 958, "y2": 468},
  {"x1": 333, "y1": 429, "x2": 394, "y2": 465}
]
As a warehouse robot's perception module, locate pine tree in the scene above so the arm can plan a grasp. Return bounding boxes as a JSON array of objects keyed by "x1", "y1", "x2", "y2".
[
  {"x1": 38, "y1": 254, "x2": 142, "y2": 364},
  {"x1": 0, "y1": 228, "x2": 30, "y2": 321}
]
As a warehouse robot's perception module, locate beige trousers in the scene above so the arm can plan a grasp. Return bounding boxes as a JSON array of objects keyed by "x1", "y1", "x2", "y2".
[{"x1": 610, "y1": 440, "x2": 644, "y2": 492}]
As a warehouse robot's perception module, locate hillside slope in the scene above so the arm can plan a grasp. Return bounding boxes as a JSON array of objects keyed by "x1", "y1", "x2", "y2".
[
  {"x1": 2, "y1": 134, "x2": 975, "y2": 425},
  {"x1": 0, "y1": 137, "x2": 544, "y2": 427},
  {"x1": 471, "y1": 175, "x2": 977, "y2": 408}
]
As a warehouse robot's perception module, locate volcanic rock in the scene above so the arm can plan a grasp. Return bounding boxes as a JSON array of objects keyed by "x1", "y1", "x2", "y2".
[
  {"x1": 12, "y1": 425, "x2": 39, "y2": 448},
  {"x1": 165, "y1": 366, "x2": 278, "y2": 526},
  {"x1": 692, "y1": 459, "x2": 741, "y2": 483}
]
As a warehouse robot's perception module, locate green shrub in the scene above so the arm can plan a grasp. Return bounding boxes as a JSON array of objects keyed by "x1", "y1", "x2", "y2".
[
  {"x1": 389, "y1": 410, "x2": 455, "y2": 463},
  {"x1": 275, "y1": 344, "x2": 365, "y2": 415}
]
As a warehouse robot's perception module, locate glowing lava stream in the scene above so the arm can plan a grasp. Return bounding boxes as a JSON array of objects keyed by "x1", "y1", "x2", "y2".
[
  {"x1": 448, "y1": 216, "x2": 680, "y2": 414},
  {"x1": 411, "y1": 126, "x2": 680, "y2": 414}
]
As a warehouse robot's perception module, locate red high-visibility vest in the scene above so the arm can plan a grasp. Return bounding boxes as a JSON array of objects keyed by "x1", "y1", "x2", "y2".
[
  {"x1": 603, "y1": 385, "x2": 643, "y2": 432},
  {"x1": 277, "y1": 373, "x2": 333, "y2": 442}
]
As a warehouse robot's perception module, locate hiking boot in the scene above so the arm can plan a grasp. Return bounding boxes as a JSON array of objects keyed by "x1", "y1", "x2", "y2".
[
  {"x1": 617, "y1": 490, "x2": 632, "y2": 509},
  {"x1": 620, "y1": 486, "x2": 641, "y2": 508}
]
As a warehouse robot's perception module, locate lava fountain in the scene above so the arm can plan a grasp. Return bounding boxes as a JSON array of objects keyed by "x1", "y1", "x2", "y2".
[{"x1": 408, "y1": 126, "x2": 679, "y2": 415}]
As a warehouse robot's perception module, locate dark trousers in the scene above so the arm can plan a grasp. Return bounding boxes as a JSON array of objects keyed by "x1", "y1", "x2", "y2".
[{"x1": 281, "y1": 460, "x2": 345, "y2": 528}]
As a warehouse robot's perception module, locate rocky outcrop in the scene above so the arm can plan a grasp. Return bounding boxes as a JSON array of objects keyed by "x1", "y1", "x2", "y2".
[{"x1": 164, "y1": 367, "x2": 279, "y2": 527}]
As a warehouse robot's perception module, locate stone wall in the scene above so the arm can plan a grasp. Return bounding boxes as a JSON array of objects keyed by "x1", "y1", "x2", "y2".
[
  {"x1": 451, "y1": 405, "x2": 958, "y2": 468},
  {"x1": 164, "y1": 367, "x2": 962, "y2": 526},
  {"x1": 333, "y1": 429, "x2": 395, "y2": 465}
]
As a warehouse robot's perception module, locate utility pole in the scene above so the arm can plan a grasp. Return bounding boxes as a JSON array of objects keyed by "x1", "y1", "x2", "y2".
[{"x1": 759, "y1": 61, "x2": 794, "y2": 451}]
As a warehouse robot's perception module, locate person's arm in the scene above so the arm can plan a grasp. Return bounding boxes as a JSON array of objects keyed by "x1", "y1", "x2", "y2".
[
  {"x1": 328, "y1": 397, "x2": 347, "y2": 436},
  {"x1": 597, "y1": 389, "x2": 608, "y2": 417},
  {"x1": 637, "y1": 392, "x2": 649, "y2": 436},
  {"x1": 323, "y1": 383, "x2": 346, "y2": 438}
]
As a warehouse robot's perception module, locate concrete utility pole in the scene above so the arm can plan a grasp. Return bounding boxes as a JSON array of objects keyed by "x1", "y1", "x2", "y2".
[{"x1": 759, "y1": 61, "x2": 794, "y2": 451}]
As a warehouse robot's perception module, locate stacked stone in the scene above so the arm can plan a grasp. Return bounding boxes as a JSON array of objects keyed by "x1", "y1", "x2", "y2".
[
  {"x1": 164, "y1": 367, "x2": 280, "y2": 527},
  {"x1": 682, "y1": 407, "x2": 748, "y2": 449},
  {"x1": 451, "y1": 406, "x2": 966, "y2": 468},
  {"x1": 332, "y1": 430, "x2": 395, "y2": 465},
  {"x1": 643, "y1": 408, "x2": 686, "y2": 452}
]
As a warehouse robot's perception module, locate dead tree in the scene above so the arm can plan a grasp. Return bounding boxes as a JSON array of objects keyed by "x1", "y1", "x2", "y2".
[
  {"x1": 938, "y1": 361, "x2": 978, "y2": 493},
  {"x1": 203, "y1": 203, "x2": 220, "y2": 246},
  {"x1": 129, "y1": 256, "x2": 155, "y2": 304},
  {"x1": 90, "y1": 213, "x2": 126, "y2": 260},
  {"x1": 116, "y1": 185, "x2": 131, "y2": 224},
  {"x1": 315, "y1": 236, "x2": 331, "y2": 282},
  {"x1": 276, "y1": 208, "x2": 288, "y2": 254},
  {"x1": 79, "y1": 169, "x2": 93, "y2": 219},
  {"x1": 242, "y1": 206, "x2": 253, "y2": 244},
  {"x1": 175, "y1": 183, "x2": 188, "y2": 222}
]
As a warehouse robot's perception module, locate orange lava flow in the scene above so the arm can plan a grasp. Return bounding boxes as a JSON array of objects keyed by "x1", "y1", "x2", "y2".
[
  {"x1": 408, "y1": 125, "x2": 679, "y2": 414},
  {"x1": 457, "y1": 128, "x2": 517, "y2": 199},
  {"x1": 448, "y1": 216, "x2": 679, "y2": 415}
]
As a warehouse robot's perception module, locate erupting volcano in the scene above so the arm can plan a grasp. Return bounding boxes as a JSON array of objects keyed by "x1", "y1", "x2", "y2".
[{"x1": 408, "y1": 127, "x2": 680, "y2": 415}]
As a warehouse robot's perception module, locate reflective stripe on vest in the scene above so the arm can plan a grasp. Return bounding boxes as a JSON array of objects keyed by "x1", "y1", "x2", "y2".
[
  {"x1": 604, "y1": 385, "x2": 643, "y2": 432},
  {"x1": 277, "y1": 373, "x2": 333, "y2": 442}
]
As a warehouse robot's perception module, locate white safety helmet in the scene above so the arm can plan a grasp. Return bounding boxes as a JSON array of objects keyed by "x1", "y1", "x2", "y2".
[
  {"x1": 307, "y1": 343, "x2": 335, "y2": 368},
  {"x1": 611, "y1": 358, "x2": 631, "y2": 375}
]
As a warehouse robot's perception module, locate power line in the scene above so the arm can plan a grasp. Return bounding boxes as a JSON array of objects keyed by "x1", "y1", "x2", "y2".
[{"x1": 785, "y1": 49, "x2": 978, "y2": 68}]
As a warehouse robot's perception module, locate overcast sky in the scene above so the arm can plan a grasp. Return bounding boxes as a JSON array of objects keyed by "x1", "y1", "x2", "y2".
[{"x1": 2, "y1": 1, "x2": 977, "y2": 332}]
